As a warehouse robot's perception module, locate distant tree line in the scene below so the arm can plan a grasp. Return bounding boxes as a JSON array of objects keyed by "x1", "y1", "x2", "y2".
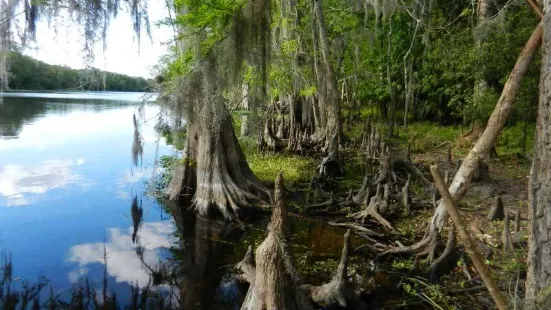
[{"x1": 7, "y1": 52, "x2": 152, "y2": 92}]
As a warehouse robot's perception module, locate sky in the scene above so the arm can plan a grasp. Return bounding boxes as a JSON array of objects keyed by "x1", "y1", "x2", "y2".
[{"x1": 22, "y1": 0, "x2": 174, "y2": 79}]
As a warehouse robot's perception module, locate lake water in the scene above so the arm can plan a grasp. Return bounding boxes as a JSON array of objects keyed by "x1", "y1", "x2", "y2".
[
  {"x1": 0, "y1": 92, "x2": 356, "y2": 308},
  {"x1": 0, "y1": 92, "x2": 178, "y2": 303}
]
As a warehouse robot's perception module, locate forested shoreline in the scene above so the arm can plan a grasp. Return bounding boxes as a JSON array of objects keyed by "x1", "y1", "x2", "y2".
[{"x1": 6, "y1": 52, "x2": 151, "y2": 92}]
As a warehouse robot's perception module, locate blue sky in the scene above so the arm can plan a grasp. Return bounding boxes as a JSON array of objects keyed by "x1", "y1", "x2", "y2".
[{"x1": 22, "y1": 0, "x2": 174, "y2": 79}]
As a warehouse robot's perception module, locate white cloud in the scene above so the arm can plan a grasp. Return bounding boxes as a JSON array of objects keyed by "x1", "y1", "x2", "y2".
[{"x1": 67, "y1": 221, "x2": 175, "y2": 287}]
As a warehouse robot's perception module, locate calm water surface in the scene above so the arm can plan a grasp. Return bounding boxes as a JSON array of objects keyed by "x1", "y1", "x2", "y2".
[
  {"x1": 0, "y1": 92, "x2": 354, "y2": 308},
  {"x1": 0, "y1": 92, "x2": 177, "y2": 301}
]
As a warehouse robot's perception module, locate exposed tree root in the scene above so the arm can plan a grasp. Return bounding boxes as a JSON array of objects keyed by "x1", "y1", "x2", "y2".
[
  {"x1": 238, "y1": 173, "x2": 368, "y2": 309},
  {"x1": 353, "y1": 174, "x2": 371, "y2": 204},
  {"x1": 426, "y1": 227, "x2": 457, "y2": 281},
  {"x1": 375, "y1": 227, "x2": 438, "y2": 260},
  {"x1": 392, "y1": 158, "x2": 432, "y2": 188},
  {"x1": 349, "y1": 184, "x2": 394, "y2": 230}
]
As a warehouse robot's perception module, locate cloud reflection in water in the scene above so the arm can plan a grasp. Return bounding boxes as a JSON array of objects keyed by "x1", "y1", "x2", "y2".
[
  {"x1": 0, "y1": 159, "x2": 87, "y2": 206},
  {"x1": 67, "y1": 221, "x2": 175, "y2": 287}
]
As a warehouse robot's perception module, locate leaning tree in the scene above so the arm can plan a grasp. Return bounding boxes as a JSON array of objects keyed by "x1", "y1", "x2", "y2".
[
  {"x1": 162, "y1": 0, "x2": 272, "y2": 221},
  {"x1": 380, "y1": 0, "x2": 543, "y2": 262}
]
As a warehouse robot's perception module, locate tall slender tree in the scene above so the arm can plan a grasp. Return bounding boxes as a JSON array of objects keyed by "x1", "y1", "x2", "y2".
[{"x1": 526, "y1": 1, "x2": 551, "y2": 308}]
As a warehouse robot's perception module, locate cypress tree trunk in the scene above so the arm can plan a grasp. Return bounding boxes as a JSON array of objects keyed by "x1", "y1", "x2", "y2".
[
  {"x1": 526, "y1": 2, "x2": 551, "y2": 307},
  {"x1": 240, "y1": 84, "x2": 251, "y2": 137},
  {"x1": 311, "y1": 4, "x2": 327, "y2": 140},
  {"x1": 167, "y1": 89, "x2": 270, "y2": 221}
]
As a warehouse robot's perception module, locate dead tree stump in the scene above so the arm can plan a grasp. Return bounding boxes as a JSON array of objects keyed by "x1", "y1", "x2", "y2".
[
  {"x1": 488, "y1": 196, "x2": 504, "y2": 221},
  {"x1": 240, "y1": 172, "x2": 314, "y2": 310},
  {"x1": 502, "y1": 211, "x2": 514, "y2": 255}
]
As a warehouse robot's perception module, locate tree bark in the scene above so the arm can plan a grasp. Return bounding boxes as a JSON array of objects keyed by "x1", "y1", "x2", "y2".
[{"x1": 526, "y1": 2, "x2": 551, "y2": 307}]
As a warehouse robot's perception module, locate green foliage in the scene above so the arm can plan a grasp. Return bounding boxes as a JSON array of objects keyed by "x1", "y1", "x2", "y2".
[
  {"x1": 7, "y1": 52, "x2": 150, "y2": 91},
  {"x1": 497, "y1": 121, "x2": 535, "y2": 156}
]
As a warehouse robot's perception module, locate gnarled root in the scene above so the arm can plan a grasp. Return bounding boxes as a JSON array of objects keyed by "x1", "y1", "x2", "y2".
[
  {"x1": 301, "y1": 230, "x2": 367, "y2": 309},
  {"x1": 375, "y1": 226, "x2": 439, "y2": 260},
  {"x1": 392, "y1": 158, "x2": 432, "y2": 188},
  {"x1": 349, "y1": 184, "x2": 394, "y2": 230},
  {"x1": 319, "y1": 152, "x2": 345, "y2": 178},
  {"x1": 426, "y1": 227, "x2": 457, "y2": 281}
]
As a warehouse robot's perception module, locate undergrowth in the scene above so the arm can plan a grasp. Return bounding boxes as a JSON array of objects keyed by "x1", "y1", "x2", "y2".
[{"x1": 239, "y1": 137, "x2": 317, "y2": 187}]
